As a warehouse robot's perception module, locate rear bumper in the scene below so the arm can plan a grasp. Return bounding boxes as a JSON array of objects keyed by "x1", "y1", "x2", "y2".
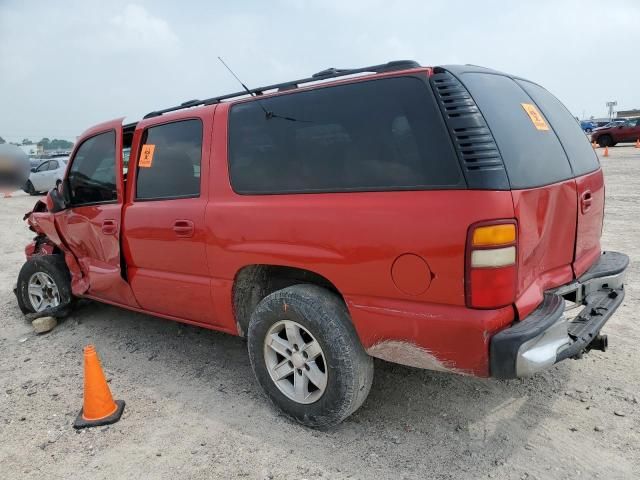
[{"x1": 490, "y1": 251, "x2": 628, "y2": 378}]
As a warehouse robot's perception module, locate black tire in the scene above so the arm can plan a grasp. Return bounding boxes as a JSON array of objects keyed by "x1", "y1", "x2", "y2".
[
  {"x1": 247, "y1": 284, "x2": 374, "y2": 428},
  {"x1": 16, "y1": 255, "x2": 72, "y2": 316},
  {"x1": 24, "y1": 180, "x2": 37, "y2": 195},
  {"x1": 598, "y1": 135, "x2": 613, "y2": 148}
]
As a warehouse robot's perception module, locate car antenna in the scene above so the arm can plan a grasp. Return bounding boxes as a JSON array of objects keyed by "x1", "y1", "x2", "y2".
[{"x1": 217, "y1": 56, "x2": 309, "y2": 122}]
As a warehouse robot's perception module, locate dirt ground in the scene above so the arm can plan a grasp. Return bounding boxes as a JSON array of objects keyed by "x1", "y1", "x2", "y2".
[{"x1": 1, "y1": 146, "x2": 638, "y2": 480}]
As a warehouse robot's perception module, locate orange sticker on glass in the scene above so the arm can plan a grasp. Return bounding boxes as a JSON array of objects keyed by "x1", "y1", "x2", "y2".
[
  {"x1": 521, "y1": 103, "x2": 549, "y2": 131},
  {"x1": 139, "y1": 144, "x2": 156, "y2": 168}
]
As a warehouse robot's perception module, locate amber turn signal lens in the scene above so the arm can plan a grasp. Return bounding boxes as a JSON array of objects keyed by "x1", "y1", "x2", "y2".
[{"x1": 472, "y1": 224, "x2": 516, "y2": 247}]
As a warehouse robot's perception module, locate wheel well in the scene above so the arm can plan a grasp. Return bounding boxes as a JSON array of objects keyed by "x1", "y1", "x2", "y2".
[{"x1": 232, "y1": 265, "x2": 344, "y2": 336}]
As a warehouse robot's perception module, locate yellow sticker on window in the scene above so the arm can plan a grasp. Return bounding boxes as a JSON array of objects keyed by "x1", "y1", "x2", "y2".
[
  {"x1": 521, "y1": 103, "x2": 549, "y2": 131},
  {"x1": 139, "y1": 144, "x2": 156, "y2": 168}
]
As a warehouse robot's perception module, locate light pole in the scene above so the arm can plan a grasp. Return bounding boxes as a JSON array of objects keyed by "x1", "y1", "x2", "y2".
[{"x1": 606, "y1": 101, "x2": 617, "y2": 121}]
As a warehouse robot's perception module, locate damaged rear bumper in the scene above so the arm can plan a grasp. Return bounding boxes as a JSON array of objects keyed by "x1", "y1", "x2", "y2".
[{"x1": 490, "y1": 251, "x2": 628, "y2": 379}]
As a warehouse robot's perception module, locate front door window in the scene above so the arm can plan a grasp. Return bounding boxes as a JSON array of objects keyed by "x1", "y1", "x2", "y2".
[
  {"x1": 35, "y1": 161, "x2": 50, "y2": 172},
  {"x1": 67, "y1": 130, "x2": 117, "y2": 205}
]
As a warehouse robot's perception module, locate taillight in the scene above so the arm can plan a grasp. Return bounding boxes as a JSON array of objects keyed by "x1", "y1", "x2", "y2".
[{"x1": 466, "y1": 221, "x2": 517, "y2": 309}]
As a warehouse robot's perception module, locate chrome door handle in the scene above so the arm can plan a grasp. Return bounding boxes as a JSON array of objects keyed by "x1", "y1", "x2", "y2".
[{"x1": 102, "y1": 219, "x2": 118, "y2": 235}]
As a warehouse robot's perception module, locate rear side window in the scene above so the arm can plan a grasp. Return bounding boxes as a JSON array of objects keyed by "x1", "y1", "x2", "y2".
[
  {"x1": 461, "y1": 73, "x2": 573, "y2": 189},
  {"x1": 516, "y1": 80, "x2": 599, "y2": 177},
  {"x1": 136, "y1": 119, "x2": 202, "y2": 200},
  {"x1": 67, "y1": 130, "x2": 117, "y2": 205},
  {"x1": 228, "y1": 76, "x2": 464, "y2": 194}
]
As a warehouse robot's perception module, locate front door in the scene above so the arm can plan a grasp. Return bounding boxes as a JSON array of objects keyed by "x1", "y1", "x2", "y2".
[
  {"x1": 30, "y1": 160, "x2": 52, "y2": 192},
  {"x1": 122, "y1": 114, "x2": 215, "y2": 324},
  {"x1": 56, "y1": 119, "x2": 138, "y2": 306}
]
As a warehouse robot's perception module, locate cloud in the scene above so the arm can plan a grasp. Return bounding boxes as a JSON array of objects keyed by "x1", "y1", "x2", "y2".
[
  {"x1": 0, "y1": 0, "x2": 638, "y2": 143},
  {"x1": 106, "y1": 4, "x2": 179, "y2": 53},
  {"x1": 0, "y1": 1, "x2": 181, "y2": 140}
]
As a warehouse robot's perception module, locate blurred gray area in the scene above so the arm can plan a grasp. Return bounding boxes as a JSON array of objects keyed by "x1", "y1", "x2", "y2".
[{"x1": 0, "y1": 144, "x2": 30, "y2": 188}]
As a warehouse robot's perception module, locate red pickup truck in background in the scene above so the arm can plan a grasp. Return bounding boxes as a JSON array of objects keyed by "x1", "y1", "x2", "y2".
[{"x1": 16, "y1": 61, "x2": 628, "y2": 427}]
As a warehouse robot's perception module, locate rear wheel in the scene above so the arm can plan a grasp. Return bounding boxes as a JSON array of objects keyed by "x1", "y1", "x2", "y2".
[
  {"x1": 247, "y1": 284, "x2": 374, "y2": 427},
  {"x1": 597, "y1": 135, "x2": 613, "y2": 148},
  {"x1": 16, "y1": 255, "x2": 72, "y2": 315}
]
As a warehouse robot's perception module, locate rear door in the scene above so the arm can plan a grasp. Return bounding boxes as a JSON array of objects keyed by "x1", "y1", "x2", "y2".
[
  {"x1": 633, "y1": 119, "x2": 640, "y2": 142},
  {"x1": 122, "y1": 111, "x2": 215, "y2": 324},
  {"x1": 458, "y1": 72, "x2": 602, "y2": 315},
  {"x1": 459, "y1": 73, "x2": 578, "y2": 315},
  {"x1": 620, "y1": 118, "x2": 640, "y2": 142},
  {"x1": 516, "y1": 79, "x2": 603, "y2": 278},
  {"x1": 42, "y1": 159, "x2": 60, "y2": 191}
]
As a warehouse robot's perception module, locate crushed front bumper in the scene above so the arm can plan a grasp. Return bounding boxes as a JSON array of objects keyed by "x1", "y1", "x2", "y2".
[{"x1": 490, "y1": 251, "x2": 628, "y2": 378}]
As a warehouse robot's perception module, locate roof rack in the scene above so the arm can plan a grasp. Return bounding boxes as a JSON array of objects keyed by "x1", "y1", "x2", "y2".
[{"x1": 143, "y1": 60, "x2": 421, "y2": 119}]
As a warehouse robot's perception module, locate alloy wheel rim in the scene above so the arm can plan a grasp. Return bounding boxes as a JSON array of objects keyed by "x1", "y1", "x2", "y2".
[
  {"x1": 263, "y1": 319, "x2": 328, "y2": 404},
  {"x1": 27, "y1": 272, "x2": 60, "y2": 312}
]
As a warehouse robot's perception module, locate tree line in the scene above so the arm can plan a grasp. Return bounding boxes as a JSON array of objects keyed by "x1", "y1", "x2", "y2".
[{"x1": 0, "y1": 136, "x2": 74, "y2": 150}]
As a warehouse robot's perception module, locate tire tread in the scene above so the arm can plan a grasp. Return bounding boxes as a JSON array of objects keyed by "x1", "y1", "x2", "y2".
[{"x1": 247, "y1": 284, "x2": 373, "y2": 427}]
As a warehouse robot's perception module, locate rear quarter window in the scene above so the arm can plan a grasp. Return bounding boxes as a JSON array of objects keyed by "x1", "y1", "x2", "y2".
[
  {"x1": 515, "y1": 79, "x2": 599, "y2": 177},
  {"x1": 228, "y1": 76, "x2": 464, "y2": 194},
  {"x1": 460, "y1": 73, "x2": 574, "y2": 189}
]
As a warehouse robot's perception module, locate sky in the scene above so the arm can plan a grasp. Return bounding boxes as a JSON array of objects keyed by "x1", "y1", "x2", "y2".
[{"x1": 0, "y1": 0, "x2": 638, "y2": 143}]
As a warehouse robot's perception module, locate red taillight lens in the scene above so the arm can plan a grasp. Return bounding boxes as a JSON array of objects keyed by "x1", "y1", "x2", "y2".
[{"x1": 466, "y1": 221, "x2": 518, "y2": 309}]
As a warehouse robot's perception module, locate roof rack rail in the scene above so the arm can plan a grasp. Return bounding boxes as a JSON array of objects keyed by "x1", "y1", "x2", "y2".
[{"x1": 143, "y1": 60, "x2": 420, "y2": 119}]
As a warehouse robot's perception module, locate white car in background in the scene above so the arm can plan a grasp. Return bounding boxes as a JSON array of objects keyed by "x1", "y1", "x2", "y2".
[{"x1": 23, "y1": 158, "x2": 68, "y2": 195}]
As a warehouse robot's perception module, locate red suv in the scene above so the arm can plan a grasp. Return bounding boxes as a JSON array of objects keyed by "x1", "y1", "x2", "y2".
[
  {"x1": 591, "y1": 118, "x2": 640, "y2": 147},
  {"x1": 16, "y1": 61, "x2": 628, "y2": 427}
]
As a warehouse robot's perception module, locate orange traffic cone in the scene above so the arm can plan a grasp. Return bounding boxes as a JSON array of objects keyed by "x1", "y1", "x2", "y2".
[
  {"x1": 603, "y1": 146, "x2": 609, "y2": 157},
  {"x1": 73, "y1": 345, "x2": 125, "y2": 429},
  {"x1": 635, "y1": 139, "x2": 640, "y2": 149}
]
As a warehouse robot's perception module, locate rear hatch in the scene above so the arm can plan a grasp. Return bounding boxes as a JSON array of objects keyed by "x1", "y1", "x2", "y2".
[{"x1": 442, "y1": 67, "x2": 603, "y2": 318}]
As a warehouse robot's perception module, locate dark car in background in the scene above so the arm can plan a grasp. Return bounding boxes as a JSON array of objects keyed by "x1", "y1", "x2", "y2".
[
  {"x1": 592, "y1": 120, "x2": 623, "y2": 130},
  {"x1": 591, "y1": 118, "x2": 640, "y2": 147}
]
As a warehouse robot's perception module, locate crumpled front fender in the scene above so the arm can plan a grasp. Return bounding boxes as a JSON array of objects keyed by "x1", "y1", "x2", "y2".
[{"x1": 24, "y1": 201, "x2": 89, "y2": 296}]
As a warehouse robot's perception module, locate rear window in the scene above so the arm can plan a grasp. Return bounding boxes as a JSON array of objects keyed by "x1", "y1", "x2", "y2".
[
  {"x1": 515, "y1": 79, "x2": 599, "y2": 177},
  {"x1": 228, "y1": 76, "x2": 464, "y2": 194},
  {"x1": 461, "y1": 73, "x2": 574, "y2": 189}
]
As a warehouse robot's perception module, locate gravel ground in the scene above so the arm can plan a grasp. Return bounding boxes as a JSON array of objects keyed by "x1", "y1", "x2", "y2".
[{"x1": 1, "y1": 146, "x2": 638, "y2": 480}]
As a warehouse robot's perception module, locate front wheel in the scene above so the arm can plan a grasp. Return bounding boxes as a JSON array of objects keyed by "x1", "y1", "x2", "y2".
[
  {"x1": 247, "y1": 284, "x2": 374, "y2": 428},
  {"x1": 16, "y1": 255, "x2": 72, "y2": 315}
]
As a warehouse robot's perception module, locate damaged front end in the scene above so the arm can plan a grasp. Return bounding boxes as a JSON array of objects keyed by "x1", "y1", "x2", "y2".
[{"x1": 23, "y1": 198, "x2": 89, "y2": 296}]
